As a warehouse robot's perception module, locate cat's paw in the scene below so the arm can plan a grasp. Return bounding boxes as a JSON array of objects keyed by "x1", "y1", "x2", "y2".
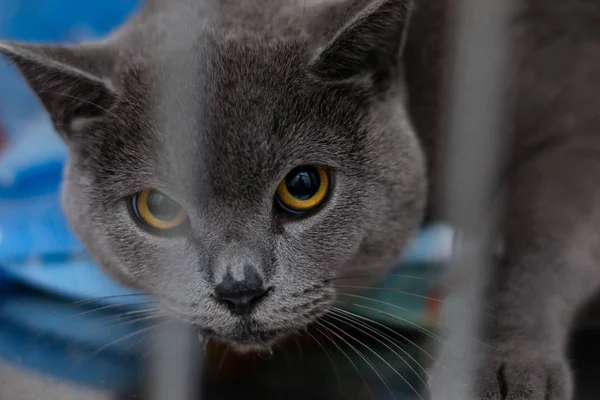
[
  {"x1": 427, "y1": 354, "x2": 573, "y2": 400},
  {"x1": 474, "y1": 355, "x2": 573, "y2": 400}
]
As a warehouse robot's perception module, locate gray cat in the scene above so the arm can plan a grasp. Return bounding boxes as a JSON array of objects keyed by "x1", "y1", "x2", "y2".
[{"x1": 1, "y1": 0, "x2": 599, "y2": 399}]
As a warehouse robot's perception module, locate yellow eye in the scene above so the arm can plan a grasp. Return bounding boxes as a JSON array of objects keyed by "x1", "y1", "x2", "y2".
[
  {"x1": 275, "y1": 166, "x2": 329, "y2": 214},
  {"x1": 132, "y1": 189, "x2": 187, "y2": 230}
]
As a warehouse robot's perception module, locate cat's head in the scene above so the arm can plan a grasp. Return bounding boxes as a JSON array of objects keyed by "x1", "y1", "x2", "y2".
[{"x1": 0, "y1": 0, "x2": 425, "y2": 350}]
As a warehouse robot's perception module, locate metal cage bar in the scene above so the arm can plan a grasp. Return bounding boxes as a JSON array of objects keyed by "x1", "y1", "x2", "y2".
[{"x1": 435, "y1": 0, "x2": 518, "y2": 399}]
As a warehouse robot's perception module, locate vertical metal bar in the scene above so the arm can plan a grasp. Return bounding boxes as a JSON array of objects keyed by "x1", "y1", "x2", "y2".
[
  {"x1": 146, "y1": 6, "x2": 212, "y2": 399},
  {"x1": 148, "y1": 322, "x2": 203, "y2": 400},
  {"x1": 435, "y1": 0, "x2": 518, "y2": 399}
]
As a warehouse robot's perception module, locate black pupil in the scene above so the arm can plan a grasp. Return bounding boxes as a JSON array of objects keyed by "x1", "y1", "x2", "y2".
[
  {"x1": 285, "y1": 167, "x2": 321, "y2": 200},
  {"x1": 146, "y1": 190, "x2": 181, "y2": 221}
]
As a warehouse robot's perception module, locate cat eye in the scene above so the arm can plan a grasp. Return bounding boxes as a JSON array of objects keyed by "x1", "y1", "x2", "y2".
[
  {"x1": 132, "y1": 189, "x2": 188, "y2": 230},
  {"x1": 275, "y1": 166, "x2": 329, "y2": 214}
]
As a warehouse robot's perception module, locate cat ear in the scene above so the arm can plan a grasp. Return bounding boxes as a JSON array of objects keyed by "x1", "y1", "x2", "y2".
[
  {"x1": 310, "y1": 0, "x2": 413, "y2": 82},
  {"x1": 0, "y1": 41, "x2": 117, "y2": 139}
]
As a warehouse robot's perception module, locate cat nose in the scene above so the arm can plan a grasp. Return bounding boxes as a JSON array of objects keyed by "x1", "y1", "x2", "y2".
[{"x1": 214, "y1": 265, "x2": 270, "y2": 315}]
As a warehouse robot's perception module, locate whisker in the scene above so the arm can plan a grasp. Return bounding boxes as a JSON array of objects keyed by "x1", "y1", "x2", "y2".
[
  {"x1": 39, "y1": 90, "x2": 128, "y2": 127},
  {"x1": 305, "y1": 329, "x2": 343, "y2": 396},
  {"x1": 333, "y1": 284, "x2": 497, "y2": 315},
  {"x1": 88, "y1": 308, "x2": 158, "y2": 326},
  {"x1": 118, "y1": 318, "x2": 170, "y2": 354},
  {"x1": 322, "y1": 316, "x2": 426, "y2": 400},
  {"x1": 336, "y1": 288, "x2": 482, "y2": 330},
  {"x1": 328, "y1": 272, "x2": 499, "y2": 313},
  {"x1": 69, "y1": 301, "x2": 157, "y2": 319},
  {"x1": 336, "y1": 299, "x2": 496, "y2": 376},
  {"x1": 333, "y1": 295, "x2": 445, "y2": 343},
  {"x1": 82, "y1": 322, "x2": 165, "y2": 361},
  {"x1": 119, "y1": 312, "x2": 161, "y2": 325},
  {"x1": 90, "y1": 310, "x2": 160, "y2": 331},
  {"x1": 329, "y1": 307, "x2": 430, "y2": 389},
  {"x1": 334, "y1": 285, "x2": 446, "y2": 304},
  {"x1": 319, "y1": 319, "x2": 398, "y2": 400},
  {"x1": 139, "y1": 325, "x2": 174, "y2": 361},
  {"x1": 95, "y1": 313, "x2": 163, "y2": 333},
  {"x1": 331, "y1": 306, "x2": 470, "y2": 393},
  {"x1": 292, "y1": 332, "x2": 305, "y2": 375},
  {"x1": 71, "y1": 293, "x2": 152, "y2": 308},
  {"x1": 276, "y1": 342, "x2": 293, "y2": 372},
  {"x1": 325, "y1": 272, "x2": 450, "y2": 284},
  {"x1": 313, "y1": 323, "x2": 375, "y2": 400},
  {"x1": 140, "y1": 337, "x2": 162, "y2": 362},
  {"x1": 214, "y1": 346, "x2": 231, "y2": 380},
  {"x1": 111, "y1": 308, "x2": 159, "y2": 319},
  {"x1": 330, "y1": 306, "x2": 438, "y2": 363},
  {"x1": 328, "y1": 272, "x2": 490, "y2": 297},
  {"x1": 326, "y1": 273, "x2": 433, "y2": 283},
  {"x1": 71, "y1": 313, "x2": 154, "y2": 333},
  {"x1": 335, "y1": 296, "x2": 496, "y2": 351},
  {"x1": 329, "y1": 313, "x2": 429, "y2": 400}
]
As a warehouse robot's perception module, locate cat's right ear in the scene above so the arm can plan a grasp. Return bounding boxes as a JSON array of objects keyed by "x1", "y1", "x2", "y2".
[
  {"x1": 309, "y1": 0, "x2": 413, "y2": 84},
  {"x1": 0, "y1": 41, "x2": 117, "y2": 140}
]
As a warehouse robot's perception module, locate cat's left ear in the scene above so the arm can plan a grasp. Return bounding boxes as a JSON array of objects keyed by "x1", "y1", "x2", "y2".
[
  {"x1": 0, "y1": 41, "x2": 117, "y2": 139},
  {"x1": 310, "y1": 0, "x2": 413, "y2": 83}
]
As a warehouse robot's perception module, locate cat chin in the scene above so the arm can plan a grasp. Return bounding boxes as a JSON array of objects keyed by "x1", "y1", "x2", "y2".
[
  {"x1": 227, "y1": 340, "x2": 278, "y2": 355},
  {"x1": 197, "y1": 327, "x2": 289, "y2": 354},
  {"x1": 208, "y1": 336, "x2": 284, "y2": 355}
]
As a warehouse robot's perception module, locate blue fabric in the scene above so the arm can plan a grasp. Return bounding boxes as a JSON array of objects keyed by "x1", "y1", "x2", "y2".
[
  {"x1": 0, "y1": 288, "x2": 140, "y2": 391},
  {"x1": 0, "y1": 0, "x2": 145, "y2": 391},
  {"x1": 0, "y1": 0, "x2": 145, "y2": 305}
]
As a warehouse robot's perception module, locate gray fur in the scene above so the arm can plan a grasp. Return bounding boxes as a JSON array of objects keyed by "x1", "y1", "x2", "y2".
[
  {"x1": 2, "y1": 0, "x2": 600, "y2": 398},
  {"x1": 0, "y1": 0, "x2": 425, "y2": 352}
]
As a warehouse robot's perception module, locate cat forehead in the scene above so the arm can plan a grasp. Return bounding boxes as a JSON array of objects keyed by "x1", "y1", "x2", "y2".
[
  {"x1": 93, "y1": 37, "x2": 369, "y2": 199},
  {"x1": 128, "y1": 36, "x2": 341, "y2": 145}
]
